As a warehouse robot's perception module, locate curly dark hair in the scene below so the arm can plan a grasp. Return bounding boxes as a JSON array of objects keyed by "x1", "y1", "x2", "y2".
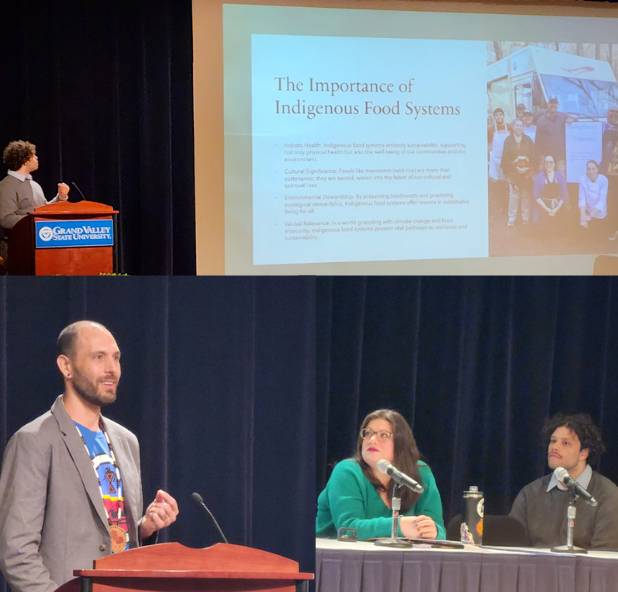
[
  {"x1": 354, "y1": 409, "x2": 423, "y2": 512},
  {"x1": 2, "y1": 140, "x2": 36, "y2": 171},
  {"x1": 542, "y1": 412, "x2": 606, "y2": 466}
]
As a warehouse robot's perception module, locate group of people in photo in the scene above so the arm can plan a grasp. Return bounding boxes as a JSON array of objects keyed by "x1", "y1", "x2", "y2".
[{"x1": 488, "y1": 98, "x2": 618, "y2": 254}]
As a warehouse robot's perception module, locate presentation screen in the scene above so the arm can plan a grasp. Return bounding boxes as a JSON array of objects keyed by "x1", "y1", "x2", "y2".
[{"x1": 193, "y1": 0, "x2": 618, "y2": 274}]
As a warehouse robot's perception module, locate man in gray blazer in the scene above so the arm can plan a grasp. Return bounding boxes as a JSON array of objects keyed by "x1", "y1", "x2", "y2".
[{"x1": 0, "y1": 321, "x2": 179, "y2": 592}]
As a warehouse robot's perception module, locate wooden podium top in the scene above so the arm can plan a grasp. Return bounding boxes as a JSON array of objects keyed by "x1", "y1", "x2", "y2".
[
  {"x1": 74, "y1": 542, "x2": 313, "y2": 580},
  {"x1": 34, "y1": 200, "x2": 118, "y2": 217}
]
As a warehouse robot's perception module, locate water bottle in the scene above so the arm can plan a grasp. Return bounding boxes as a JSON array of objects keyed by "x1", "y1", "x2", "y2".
[{"x1": 460, "y1": 485, "x2": 484, "y2": 545}]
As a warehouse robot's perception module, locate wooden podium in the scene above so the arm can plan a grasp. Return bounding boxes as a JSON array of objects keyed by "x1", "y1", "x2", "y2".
[
  {"x1": 8, "y1": 200, "x2": 118, "y2": 275},
  {"x1": 54, "y1": 542, "x2": 313, "y2": 592}
]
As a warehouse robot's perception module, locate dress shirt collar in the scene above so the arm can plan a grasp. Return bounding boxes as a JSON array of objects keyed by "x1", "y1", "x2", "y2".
[
  {"x1": 546, "y1": 464, "x2": 592, "y2": 492},
  {"x1": 7, "y1": 170, "x2": 33, "y2": 181}
]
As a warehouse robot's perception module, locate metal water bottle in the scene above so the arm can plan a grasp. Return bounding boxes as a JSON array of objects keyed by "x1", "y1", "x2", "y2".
[{"x1": 461, "y1": 486, "x2": 484, "y2": 545}]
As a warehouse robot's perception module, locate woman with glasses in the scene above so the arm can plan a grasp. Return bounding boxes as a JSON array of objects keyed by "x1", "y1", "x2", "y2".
[
  {"x1": 532, "y1": 154, "x2": 569, "y2": 231},
  {"x1": 316, "y1": 409, "x2": 445, "y2": 541}
]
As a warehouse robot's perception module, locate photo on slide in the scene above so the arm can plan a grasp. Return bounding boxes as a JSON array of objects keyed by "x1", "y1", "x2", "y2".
[{"x1": 487, "y1": 41, "x2": 618, "y2": 257}]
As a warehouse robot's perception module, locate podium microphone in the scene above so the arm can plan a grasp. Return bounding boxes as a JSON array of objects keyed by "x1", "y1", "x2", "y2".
[
  {"x1": 191, "y1": 492, "x2": 229, "y2": 543},
  {"x1": 71, "y1": 181, "x2": 87, "y2": 202},
  {"x1": 553, "y1": 467, "x2": 598, "y2": 506},
  {"x1": 377, "y1": 459, "x2": 424, "y2": 493}
]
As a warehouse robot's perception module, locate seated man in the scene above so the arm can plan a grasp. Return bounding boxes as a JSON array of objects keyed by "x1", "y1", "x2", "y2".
[{"x1": 510, "y1": 412, "x2": 618, "y2": 549}]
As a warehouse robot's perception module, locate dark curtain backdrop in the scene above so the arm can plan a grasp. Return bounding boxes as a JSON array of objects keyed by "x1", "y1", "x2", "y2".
[
  {"x1": 316, "y1": 277, "x2": 618, "y2": 528},
  {"x1": 0, "y1": 277, "x2": 315, "y2": 592},
  {"x1": 1, "y1": 0, "x2": 195, "y2": 274}
]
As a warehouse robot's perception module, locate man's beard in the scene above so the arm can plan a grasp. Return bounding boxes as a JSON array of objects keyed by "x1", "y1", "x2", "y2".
[{"x1": 72, "y1": 370, "x2": 117, "y2": 407}]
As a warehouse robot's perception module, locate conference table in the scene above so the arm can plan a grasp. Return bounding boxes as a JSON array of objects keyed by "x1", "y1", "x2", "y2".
[{"x1": 316, "y1": 537, "x2": 618, "y2": 592}]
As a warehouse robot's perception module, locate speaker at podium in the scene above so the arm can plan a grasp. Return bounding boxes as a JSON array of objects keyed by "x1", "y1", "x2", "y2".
[{"x1": 7, "y1": 200, "x2": 119, "y2": 276}]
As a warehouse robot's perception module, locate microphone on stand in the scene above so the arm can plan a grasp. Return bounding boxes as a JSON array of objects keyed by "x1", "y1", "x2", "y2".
[
  {"x1": 553, "y1": 467, "x2": 598, "y2": 506},
  {"x1": 71, "y1": 181, "x2": 87, "y2": 202},
  {"x1": 191, "y1": 492, "x2": 229, "y2": 543},
  {"x1": 377, "y1": 459, "x2": 424, "y2": 493}
]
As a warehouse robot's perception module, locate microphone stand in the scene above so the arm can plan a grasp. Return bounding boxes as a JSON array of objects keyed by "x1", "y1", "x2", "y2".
[
  {"x1": 374, "y1": 484, "x2": 413, "y2": 548},
  {"x1": 551, "y1": 490, "x2": 587, "y2": 554}
]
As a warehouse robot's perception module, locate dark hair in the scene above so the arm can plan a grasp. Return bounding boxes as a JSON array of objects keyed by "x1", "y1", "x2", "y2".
[
  {"x1": 2, "y1": 140, "x2": 36, "y2": 171},
  {"x1": 542, "y1": 412, "x2": 606, "y2": 466},
  {"x1": 549, "y1": 97, "x2": 559, "y2": 104},
  {"x1": 354, "y1": 409, "x2": 422, "y2": 511},
  {"x1": 493, "y1": 107, "x2": 504, "y2": 115},
  {"x1": 586, "y1": 159, "x2": 600, "y2": 169},
  {"x1": 57, "y1": 320, "x2": 109, "y2": 357}
]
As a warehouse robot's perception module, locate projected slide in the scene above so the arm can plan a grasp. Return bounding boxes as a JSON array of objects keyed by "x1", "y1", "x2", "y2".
[
  {"x1": 205, "y1": 3, "x2": 618, "y2": 274},
  {"x1": 251, "y1": 36, "x2": 487, "y2": 265}
]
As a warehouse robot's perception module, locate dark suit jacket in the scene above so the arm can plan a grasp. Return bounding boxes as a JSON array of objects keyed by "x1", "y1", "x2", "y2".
[{"x1": 0, "y1": 396, "x2": 144, "y2": 592}]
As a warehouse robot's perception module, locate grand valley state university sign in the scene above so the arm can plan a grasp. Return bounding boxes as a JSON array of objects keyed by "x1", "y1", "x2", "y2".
[{"x1": 35, "y1": 219, "x2": 114, "y2": 249}]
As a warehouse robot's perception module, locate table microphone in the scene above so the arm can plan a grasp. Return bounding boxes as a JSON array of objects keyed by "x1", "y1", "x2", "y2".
[
  {"x1": 377, "y1": 459, "x2": 424, "y2": 493},
  {"x1": 191, "y1": 492, "x2": 229, "y2": 543},
  {"x1": 553, "y1": 467, "x2": 598, "y2": 506}
]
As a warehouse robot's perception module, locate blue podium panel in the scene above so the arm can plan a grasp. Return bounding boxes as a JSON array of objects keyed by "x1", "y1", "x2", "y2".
[{"x1": 35, "y1": 219, "x2": 114, "y2": 249}]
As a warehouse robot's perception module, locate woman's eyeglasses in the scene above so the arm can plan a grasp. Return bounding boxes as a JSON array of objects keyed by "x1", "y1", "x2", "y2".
[{"x1": 360, "y1": 428, "x2": 393, "y2": 441}]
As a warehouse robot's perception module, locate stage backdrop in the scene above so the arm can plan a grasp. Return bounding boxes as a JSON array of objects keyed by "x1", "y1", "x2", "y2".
[
  {"x1": 1, "y1": 0, "x2": 195, "y2": 274},
  {"x1": 316, "y1": 277, "x2": 618, "y2": 527},
  {"x1": 0, "y1": 277, "x2": 315, "y2": 592}
]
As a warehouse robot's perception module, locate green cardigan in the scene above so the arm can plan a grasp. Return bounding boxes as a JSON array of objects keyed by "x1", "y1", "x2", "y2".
[{"x1": 316, "y1": 458, "x2": 446, "y2": 540}]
